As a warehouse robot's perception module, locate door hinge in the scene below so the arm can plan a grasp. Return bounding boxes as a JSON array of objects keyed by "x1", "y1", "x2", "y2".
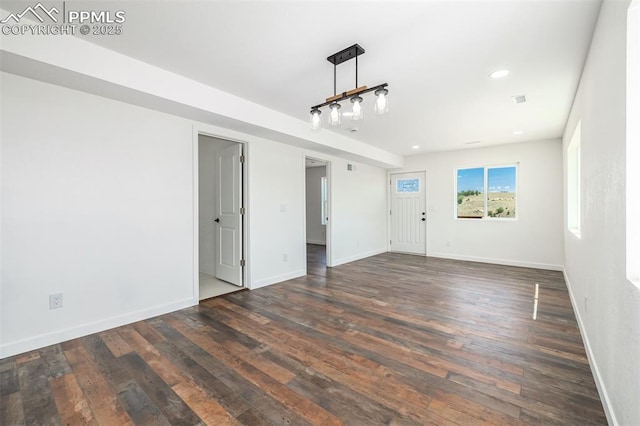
[
  {"x1": 389, "y1": 210, "x2": 392, "y2": 215},
  {"x1": 240, "y1": 207, "x2": 245, "y2": 215},
  {"x1": 240, "y1": 259, "x2": 245, "y2": 267},
  {"x1": 240, "y1": 155, "x2": 245, "y2": 164},
  {"x1": 390, "y1": 240, "x2": 392, "y2": 245}
]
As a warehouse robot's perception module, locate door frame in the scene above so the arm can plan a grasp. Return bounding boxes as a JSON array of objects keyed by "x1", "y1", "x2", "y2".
[
  {"x1": 193, "y1": 126, "x2": 249, "y2": 301},
  {"x1": 388, "y1": 170, "x2": 428, "y2": 255},
  {"x1": 303, "y1": 155, "x2": 333, "y2": 271}
]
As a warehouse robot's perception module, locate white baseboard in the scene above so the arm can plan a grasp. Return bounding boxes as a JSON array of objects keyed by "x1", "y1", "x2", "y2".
[
  {"x1": 332, "y1": 248, "x2": 387, "y2": 267},
  {"x1": 306, "y1": 240, "x2": 326, "y2": 245},
  {"x1": 427, "y1": 252, "x2": 563, "y2": 271},
  {"x1": 250, "y1": 269, "x2": 306, "y2": 290},
  {"x1": 562, "y1": 268, "x2": 618, "y2": 426},
  {"x1": 0, "y1": 297, "x2": 197, "y2": 359}
]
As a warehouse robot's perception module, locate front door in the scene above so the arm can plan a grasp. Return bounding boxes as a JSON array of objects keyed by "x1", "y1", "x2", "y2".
[
  {"x1": 390, "y1": 172, "x2": 426, "y2": 255},
  {"x1": 215, "y1": 143, "x2": 243, "y2": 286}
]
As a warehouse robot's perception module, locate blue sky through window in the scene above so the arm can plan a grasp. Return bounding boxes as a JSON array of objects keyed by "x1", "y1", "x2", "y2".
[
  {"x1": 457, "y1": 167, "x2": 484, "y2": 192},
  {"x1": 488, "y1": 167, "x2": 516, "y2": 192}
]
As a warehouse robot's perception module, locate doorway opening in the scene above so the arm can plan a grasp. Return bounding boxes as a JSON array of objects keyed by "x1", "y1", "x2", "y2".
[
  {"x1": 305, "y1": 157, "x2": 330, "y2": 275},
  {"x1": 198, "y1": 134, "x2": 245, "y2": 300}
]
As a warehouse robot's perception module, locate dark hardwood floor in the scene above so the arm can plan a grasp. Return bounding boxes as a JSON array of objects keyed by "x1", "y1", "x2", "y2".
[
  {"x1": 0, "y1": 252, "x2": 606, "y2": 425},
  {"x1": 307, "y1": 243, "x2": 326, "y2": 276}
]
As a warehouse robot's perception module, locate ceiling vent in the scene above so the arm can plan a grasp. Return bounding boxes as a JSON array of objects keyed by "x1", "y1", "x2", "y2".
[{"x1": 512, "y1": 94, "x2": 527, "y2": 104}]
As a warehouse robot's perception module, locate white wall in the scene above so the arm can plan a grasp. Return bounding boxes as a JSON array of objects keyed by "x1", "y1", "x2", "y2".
[
  {"x1": 562, "y1": 1, "x2": 640, "y2": 424},
  {"x1": 1, "y1": 72, "x2": 390, "y2": 357},
  {"x1": 247, "y1": 141, "x2": 307, "y2": 288},
  {"x1": 1, "y1": 72, "x2": 196, "y2": 357},
  {"x1": 198, "y1": 136, "x2": 217, "y2": 276},
  {"x1": 305, "y1": 166, "x2": 326, "y2": 245},
  {"x1": 397, "y1": 139, "x2": 564, "y2": 270},
  {"x1": 329, "y1": 160, "x2": 388, "y2": 266}
]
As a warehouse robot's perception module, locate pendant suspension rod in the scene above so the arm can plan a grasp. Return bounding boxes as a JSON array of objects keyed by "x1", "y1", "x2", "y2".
[
  {"x1": 355, "y1": 54, "x2": 358, "y2": 89},
  {"x1": 333, "y1": 63, "x2": 337, "y2": 96}
]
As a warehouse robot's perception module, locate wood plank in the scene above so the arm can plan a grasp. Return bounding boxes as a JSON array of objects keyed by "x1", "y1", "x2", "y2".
[
  {"x1": 63, "y1": 341, "x2": 134, "y2": 425},
  {"x1": 285, "y1": 369, "x2": 411, "y2": 424},
  {"x1": 234, "y1": 406, "x2": 276, "y2": 426},
  {"x1": 117, "y1": 325, "x2": 185, "y2": 387},
  {"x1": 429, "y1": 390, "x2": 526, "y2": 425},
  {"x1": 100, "y1": 329, "x2": 133, "y2": 357},
  {"x1": 172, "y1": 382, "x2": 241, "y2": 426},
  {"x1": 50, "y1": 373, "x2": 98, "y2": 425},
  {"x1": 0, "y1": 392, "x2": 26, "y2": 426},
  {"x1": 15, "y1": 351, "x2": 40, "y2": 365},
  {"x1": 17, "y1": 353, "x2": 60, "y2": 425},
  {"x1": 0, "y1": 364, "x2": 19, "y2": 396},
  {"x1": 131, "y1": 320, "x2": 166, "y2": 345},
  {"x1": 118, "y1": 351, "x2": 202, "y2": 425},
  {"x1": 80, "y1": 334, "x2": 170, "y2": 425},
  {"x1": 39, "y1": 345, "x2": 72, "y2": 379}
]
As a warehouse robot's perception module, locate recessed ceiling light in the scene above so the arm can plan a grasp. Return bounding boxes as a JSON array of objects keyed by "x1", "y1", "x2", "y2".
[
  {"x1": 489, "y1": 69, "x2": 510, "y2": 79},
  {"x1": 412, "y1": 145, "x2": 420, "y2": 150},
  {"x1": 513, "y1": 130, "x2": 524, "y2": 135}
]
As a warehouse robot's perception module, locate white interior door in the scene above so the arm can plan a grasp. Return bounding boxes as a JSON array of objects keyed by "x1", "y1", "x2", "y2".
[
  {"x1": 390, "y1": 172, "x2": 426, "y2": 255},
  {"x1": 215, "y1": 143, "x2": 243, "y2": 286}
]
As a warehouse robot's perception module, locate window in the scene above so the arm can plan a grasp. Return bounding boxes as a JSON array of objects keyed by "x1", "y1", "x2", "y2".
[
  {"x1": 456, "y1": 165, "x2": 517, "y2": 219},
  {"x1": 321, "y1": 176, "x2": 328, "y2": 225},
  {"x1": 567, "y1": 122, "x2": 581, "y2": 237},
  {"x1": 396, "y1": 178, "x2": 420, "y2": 193}
]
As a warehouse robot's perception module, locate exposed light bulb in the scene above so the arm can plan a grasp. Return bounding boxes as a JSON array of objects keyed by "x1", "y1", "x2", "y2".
[
  {"x1": 350, "y1": 96, "x2": 363, "y2": 121},
  {"x1": 375, "y1": 88, "x2": 389, "y2": 115},
  {"x1": 328, "y1": 102, "x2": 341, "y2": 126},
  {"x1": 310, "y1": 109, "x2": 321, "y2": 131}
]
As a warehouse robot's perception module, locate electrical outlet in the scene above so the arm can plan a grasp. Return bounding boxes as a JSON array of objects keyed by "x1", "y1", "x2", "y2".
[
  {"x1": 446, "y1": 240, "x2": 451, "y2": 247},
  {"x1": 283, "y1": 253, "x2": 288, "y2": 262},
  {"x1": 49, "y1": 293, "x2": 63, "y2": 309}
]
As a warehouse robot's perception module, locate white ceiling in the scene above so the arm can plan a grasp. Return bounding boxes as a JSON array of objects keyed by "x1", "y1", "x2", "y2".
[{"x1": 83, "y1": 0, "x2": 601, "y2": 157}]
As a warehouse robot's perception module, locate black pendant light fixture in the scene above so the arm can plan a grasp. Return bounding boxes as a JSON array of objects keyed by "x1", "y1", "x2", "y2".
[{"x1": 310, "y1": 44, "x2": 389, "y2": 131}]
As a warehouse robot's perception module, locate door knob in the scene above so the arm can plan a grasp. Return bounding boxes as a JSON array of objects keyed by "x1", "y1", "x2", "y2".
[{"x1": 214, "y1": 218, "x2": 220, "y2": 223}]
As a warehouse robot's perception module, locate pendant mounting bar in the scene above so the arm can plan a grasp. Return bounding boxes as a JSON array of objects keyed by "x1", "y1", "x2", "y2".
[{"x1": 327, "y1": 44, "x2": 365, "y2": 65}]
